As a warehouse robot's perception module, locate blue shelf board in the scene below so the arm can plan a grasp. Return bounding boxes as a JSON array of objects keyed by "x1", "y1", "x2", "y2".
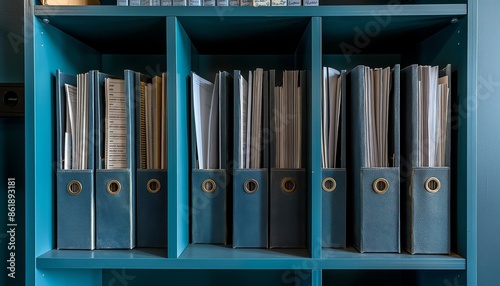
[
  {"x1": 36, "y1": 248, "x2": 169, "y2": 269},
  {"x1": 36, "y1": 246, "x2": 466, "y2": 270},
  {"x1": 176, "y1": 244, "x2": 311, "y2": 269},
  {"x1": 34, "y1": 4, "x2": 467, "y2": 17},
  {"x1": 321, "y1": 248, "x2": 466, "y2": 270},
  {"x1": 179, "y1": 244, "x2": 310, "y2": 259}
]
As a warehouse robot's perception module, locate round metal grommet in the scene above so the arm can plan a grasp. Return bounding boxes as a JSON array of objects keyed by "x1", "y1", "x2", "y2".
[
  {"x1": 244, "y1": 178, "x2": 259, "y2": 194},
  {"x1": 372, "y1": 178, "x2": 389, "y2": 194},
  {"x1": 202, "y1": 179, "x2": 216, "y2": 193},
  {"x1": 322, "y1": 177, "x2": 337, "y2": 192},
  {"x1": 147, "y1": 179, "x2": 161, "y2": 194},
  {"x1": 281, "y1": 177, "x2": 297, "y2": 193},
  {"x1": 425, "y1": 177, "x2": 441, "y2": 193},
  {"x1": 107, "y1": 180, "x2": 121, "y2": 195},
  {"x1": 67, "y1": 180, "x2": 82, "y2": 196}
]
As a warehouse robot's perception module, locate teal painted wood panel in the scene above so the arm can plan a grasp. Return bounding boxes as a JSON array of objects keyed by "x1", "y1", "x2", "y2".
[
  {"x1": 323, "y1": 270, "x2": 408, "y2": 286},
  {"x1": 321, "y1": 248, "x2": 465, "y2": 270},
  {"x1": 294, "y1": 17, "x2": 322, "y2": 258},
  {"x1": 167, "y1": 16, "x2": 192, "y2": 258},
  {"x1": 102, "y1": 269, "x2": 294, "y2": 286},
  {"x1": 32, "y1": 17, "x2": 102, "y2": 260},
  {"x1": 477, "y1": 1, "x2": 500, "y2": 286},
  {"x1": 35, "y1": 269, "x2": 101, "y2": 286}
]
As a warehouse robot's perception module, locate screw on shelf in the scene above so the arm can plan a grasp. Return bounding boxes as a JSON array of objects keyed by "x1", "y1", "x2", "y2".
[
  {"x1": 42, "y1": 18, "x2": 50, "y2": 24},
  {"x1": 451, "y1": 18, "x2": 459, "y2": 24}
]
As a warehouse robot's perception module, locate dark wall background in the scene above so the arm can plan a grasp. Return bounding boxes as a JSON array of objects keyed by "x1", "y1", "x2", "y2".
[{"x1": 1, "y1": 1, "x2": 26, "y2": 286}]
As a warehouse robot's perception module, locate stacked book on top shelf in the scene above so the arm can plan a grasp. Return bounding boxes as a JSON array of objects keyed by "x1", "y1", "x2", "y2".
[
  {"x1": 40, "y1": 0, "x2": 318, "y2": 6},
  {"x1": 116, "y1": 0, "x2": 318, "y2": 6}
]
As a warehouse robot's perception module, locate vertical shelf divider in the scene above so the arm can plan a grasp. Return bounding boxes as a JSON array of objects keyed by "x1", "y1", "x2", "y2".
[{"x1": 167, "y1": 16, "x2": 192, "y2": 258}]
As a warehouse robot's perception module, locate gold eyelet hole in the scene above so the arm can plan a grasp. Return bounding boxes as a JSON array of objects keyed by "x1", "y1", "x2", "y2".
[
  {"x1": 107, "y1": 180, "x2": 121, "y2": 195},
  {"x1": 147, "y1": 179, "x2": 161, "y2": 194},
  {"x1": 425, "y1": 177, "x2": 441, "y2": 193},
  {"x1": 322, "y1": 177, "x2": 337, "y2": 192},
  {"x1": 202, "y1": 179, "x2": 216, "y2": 193},
  {"x1": 243, "y1": 179, "x2": 259, "y2": 194},
  {"x1": 281, "y1": 177, "x2": 296, "y2": 193},
  {"x1": 372, "y1": 178, "x2": 389, "y2": 194},
  {"x1": 67, "y1": 180, "x2": 82, "y2": 196}
]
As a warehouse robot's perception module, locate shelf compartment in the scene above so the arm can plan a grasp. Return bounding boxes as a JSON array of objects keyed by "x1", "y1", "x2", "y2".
[
  {"x1": 34, "y1": 15, "x2": 166, "y2": 54},
  {"x1": 168, "y1": 15, "x2": 321, "y2": 257},
  {"x1": 320, "y1": 248, "x2": 465, "y2": 270},
  {"x1": 321, "y1": 14, "x2": 465, "y2": 54}
]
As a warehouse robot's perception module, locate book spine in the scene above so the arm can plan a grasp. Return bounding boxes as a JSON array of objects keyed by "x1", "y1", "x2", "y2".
[
  {"x1": 303, "y1": 0, "x2": 317, "y2": 5},
  {"x1": 217, "y1": 0, "x2": 229, "y2": 6},
  {"x1": 240, "y1": 0, "x2": 252, "y2": 5},
  {"x1": 271, "y1": 0, "x2": 286, "y2": 5},
  {"x1": 203, "y1": 0, "x2": 216, "y2": 5},
  {"x1": 254, "y1": 0, "x2": 269, "y2": 5},
  {"x1": 173, "y1": 0, "x2": 187, "y2": 5},
  {"x1": 129, "y1": 0, "x2": 141, "y2": 5},
  {"x1": 229, "y1": 0, "x2": 239, "y2": 5},
  {"x1": 287, "y1": 0, "x2": 300, "y2": 5},
  {"x1": 117, "y1": 0, "x2": 129, "y2": 5},
  {"x1": 161, "y1": 0, "x2": 172, "y2": 4},
  {"x1": 189, "y1": 0, "x2": 201, "y2": 5}
]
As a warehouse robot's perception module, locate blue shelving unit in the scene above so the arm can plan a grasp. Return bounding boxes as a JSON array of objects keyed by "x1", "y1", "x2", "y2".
[{"x1": 24, "y1": 1, "x2": 476, "y2": 285}]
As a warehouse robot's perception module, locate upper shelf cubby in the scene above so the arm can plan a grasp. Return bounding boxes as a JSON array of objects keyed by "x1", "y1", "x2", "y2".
[
  {"x1": 176, "y1": 16, "x2": 311, "y2": 54},
  {"x1": 35, "y1": 15, "x2": 166, "y2": 54},
  {"x1": 322, "y1": 14, "x2": 465, "y2": 54}
]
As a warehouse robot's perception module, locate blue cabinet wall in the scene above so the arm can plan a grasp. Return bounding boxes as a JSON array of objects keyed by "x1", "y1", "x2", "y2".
[{"x1": 0, "y1": 0, "x2": 496, "y2": 285}]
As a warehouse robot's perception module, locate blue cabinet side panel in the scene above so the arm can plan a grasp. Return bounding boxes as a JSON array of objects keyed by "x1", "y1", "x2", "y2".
[
  {"x1": 167, "y1": 17, "x2": 192, "y2": 257},
  {"x1": 32, "y1": 18, "x2": 102, "y2": 259},
  {"x1": 477, "y1": 1, "x2": 500, "y2": 286}
]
